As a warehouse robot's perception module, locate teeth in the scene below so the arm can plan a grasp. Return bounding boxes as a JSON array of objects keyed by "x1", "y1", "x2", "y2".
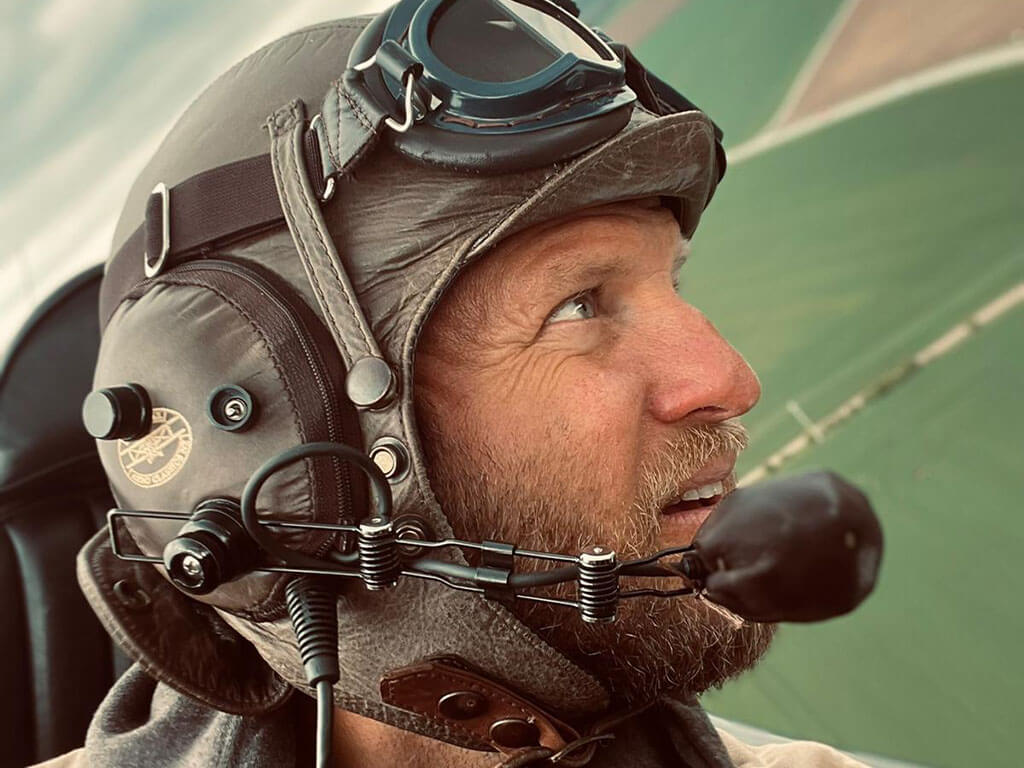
[
  {"x1": 697, "y1": 481, "x2": 723, "y2": 499},
  {"x1": 674, "y1": 480, "x2": 724, "y2": 505}
]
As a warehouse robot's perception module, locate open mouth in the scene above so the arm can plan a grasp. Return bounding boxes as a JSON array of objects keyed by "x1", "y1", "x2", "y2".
[{"x1": 660, "y1": 480, "x2": 725, "y2": 516}]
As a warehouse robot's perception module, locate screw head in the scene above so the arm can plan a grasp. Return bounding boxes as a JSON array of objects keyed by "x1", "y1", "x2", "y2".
[
  {"x1": 207, "y1": 385, "x2": 256, "y2": 431},
  {"x1": 181, "y1": 554, "x2": 203, "y2": 577},
  {"x1": 223, "y1": 397, "x2": 248, "y2": 422}
]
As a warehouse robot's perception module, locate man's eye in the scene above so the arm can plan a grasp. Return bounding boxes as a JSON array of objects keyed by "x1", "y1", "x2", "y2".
[{"x1": 546, "y1": 291, "x2": 597, "y2": 325}]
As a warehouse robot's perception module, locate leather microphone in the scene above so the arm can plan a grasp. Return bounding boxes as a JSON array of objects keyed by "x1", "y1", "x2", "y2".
[{"x1": 685, "y1": 471, "x2": 883, "y2": 623}]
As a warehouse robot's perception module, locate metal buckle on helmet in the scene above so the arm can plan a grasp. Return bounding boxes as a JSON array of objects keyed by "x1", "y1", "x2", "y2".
[
  {"x1": 144, "y1": 181, "x2": 170, "y2": 278},
  {"x1": 353, "y1": 43, "x2": 425, "y2": 135}
]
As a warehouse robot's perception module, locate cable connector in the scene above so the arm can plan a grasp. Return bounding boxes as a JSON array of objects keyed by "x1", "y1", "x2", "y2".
[{"x1": 286, "y1": 576, "x2": 340, "y2": 768}]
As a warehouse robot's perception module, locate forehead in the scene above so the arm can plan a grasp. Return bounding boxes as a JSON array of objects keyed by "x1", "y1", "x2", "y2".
[{"x1": 467, "y1": 199, "x2": 686, "y2": 288}]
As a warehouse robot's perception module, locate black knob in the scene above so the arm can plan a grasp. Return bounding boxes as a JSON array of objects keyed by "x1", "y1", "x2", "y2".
[
  {"x1": 162, "y1": 498, "x2": 257, "y2": 596},
  {"x1": 82, "y1": 384, "x2": 152, "y2": 440},
  {"x1": 164, "y1": 535, "x2": 224, "y2": 595}
]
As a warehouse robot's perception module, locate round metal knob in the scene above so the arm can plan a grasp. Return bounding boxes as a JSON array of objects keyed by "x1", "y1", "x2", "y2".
[
  {"x1": 345, "y1": 357, "x2": 397, "y2": 410},
  {"x1": 82, "y1": 384, "x2": 152, "y2": 440}
]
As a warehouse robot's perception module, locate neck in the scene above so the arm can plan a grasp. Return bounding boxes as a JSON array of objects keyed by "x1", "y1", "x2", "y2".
[{"x1": 330, "y1": 706, "x2": 494, "y2": 768}]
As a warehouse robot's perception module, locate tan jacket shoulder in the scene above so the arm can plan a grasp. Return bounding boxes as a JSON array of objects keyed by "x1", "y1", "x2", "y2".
[
  {"x1": 29, "y1": 747, "x2": 86, "y2": 768},
  {"x1": 718, "y1": 728, "x2": 869, "y2": 767}
]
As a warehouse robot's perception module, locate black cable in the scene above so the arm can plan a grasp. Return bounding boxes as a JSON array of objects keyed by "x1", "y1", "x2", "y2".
[
  {"x1": 285, "y1": 576, "x2": 341, "y2": 768},
  {"x1": 316, "y1": 679, "x2": 333, "y2": 768},
  {"x1": 241, "y1": 441, "x2": 393, "y2": 570}
]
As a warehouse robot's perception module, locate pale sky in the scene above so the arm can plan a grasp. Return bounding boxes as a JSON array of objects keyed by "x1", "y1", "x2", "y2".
[
  {"x1": 0, "y1": 0, "x2": 395, "y2": 348},
  {"x1": 0, "y1": 0, "x2": 617, "y2": 351}
]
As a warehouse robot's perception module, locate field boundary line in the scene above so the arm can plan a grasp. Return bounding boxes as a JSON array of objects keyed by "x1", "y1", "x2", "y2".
[
  {"x1": 764, "y1": 0, "x2": 863, "y2": 130},
  {"x1": 729, "y1": 42, "x2": 1024, "y2": 165},
  {"x1": 740, "y1": 280, "x2": 1024, "y2": 486}
]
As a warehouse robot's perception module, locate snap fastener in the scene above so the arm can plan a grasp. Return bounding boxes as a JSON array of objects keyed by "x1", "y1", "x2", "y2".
[
  {"x1": 369, "y1": 436, "x2": 410, "y2": 481},
  {"x1": 112, "y1": 579, "x2": 152, "y2": 611},
  {"x1": 345, "y1": 357, "x2": 397, "y2": 410},
  {"x1": 489, "y1": 717, "x2": 541, "y2": 749},
  {"x1": 437, "y1": 691, "x2": 488, "y2": 720}
]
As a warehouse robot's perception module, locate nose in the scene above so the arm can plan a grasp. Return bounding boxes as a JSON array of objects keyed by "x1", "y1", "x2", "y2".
[{"x1": 643, "y1": 300, "x2": 761, "y2": 426}]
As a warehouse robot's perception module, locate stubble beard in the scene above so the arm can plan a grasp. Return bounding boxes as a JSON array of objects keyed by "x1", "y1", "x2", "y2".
[{"x1": 420, "y1": 415, "x2": 776, "y2": 706}]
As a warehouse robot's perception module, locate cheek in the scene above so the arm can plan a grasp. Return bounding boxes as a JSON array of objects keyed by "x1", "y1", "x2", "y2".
[{"x1": 497, "y1": 359, "x2": 647, "y2": 505}]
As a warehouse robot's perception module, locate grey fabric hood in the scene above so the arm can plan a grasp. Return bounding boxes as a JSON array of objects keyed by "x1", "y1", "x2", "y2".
[{"x1": 81, "y1": 9, "x2": 726, "y2": 760}]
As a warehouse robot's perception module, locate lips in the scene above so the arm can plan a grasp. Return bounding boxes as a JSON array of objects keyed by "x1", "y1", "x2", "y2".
[
  {"x1": 661, "y1": 493, "x2": 723, "y2": 516},
  {"x1": 656, "y1": 462, "x2": 737, "y2": 543}
]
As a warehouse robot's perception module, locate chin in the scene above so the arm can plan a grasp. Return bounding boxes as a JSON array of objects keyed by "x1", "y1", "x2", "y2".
[{"x1": 520, "y1": 589, "x2": 778, "y2": 706}]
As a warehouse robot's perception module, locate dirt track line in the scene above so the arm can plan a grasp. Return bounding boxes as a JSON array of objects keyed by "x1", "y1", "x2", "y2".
[
  {"x1": 764, "y1": 0, "x2": 864, "y2": 130},
  {"x1": 728, "y1": 42, "x2": 1024, "y2": 165},
  {"x1": 738, "y1": 279, "x2": 1024, "y2": 486}
]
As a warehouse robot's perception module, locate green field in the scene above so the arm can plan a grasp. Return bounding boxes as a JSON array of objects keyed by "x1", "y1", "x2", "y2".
[
  {"x1": 670, "y1": 55, "x2": 1024, "y2": 768},
  {"x1": 685, "y1": 64, "x2": 1024, "y2": 472},
  {"x1": 701, "y1": 307, "x2": 1024, "y2": 768},
  {"x1": 634, "y1": 0, "x2": 843, "y2": 144}
]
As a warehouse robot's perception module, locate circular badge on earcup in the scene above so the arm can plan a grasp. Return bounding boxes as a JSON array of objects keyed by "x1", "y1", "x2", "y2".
[{"x1": 118, "y1": 407, "x2": 194, "y2": 488}]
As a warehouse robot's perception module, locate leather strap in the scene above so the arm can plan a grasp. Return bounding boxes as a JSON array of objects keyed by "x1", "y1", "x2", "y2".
[
  {"x1": 381, "y1": 657, "x2": 586, "y2": 760},
  {"x1": 99, "y1": 154, "x2": 285, "y2": 327},
  {"x1": 265, "y1": 99, "x2": 384, "y2": 368}
]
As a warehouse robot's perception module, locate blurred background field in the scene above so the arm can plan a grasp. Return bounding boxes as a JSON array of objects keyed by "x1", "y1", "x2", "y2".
[
  {"x1": 581, "y1": 1, "x2": 1024, "y2": 766},
  {"x1": 4, "y1": 1, "x2": 1022, "y2": 766}
]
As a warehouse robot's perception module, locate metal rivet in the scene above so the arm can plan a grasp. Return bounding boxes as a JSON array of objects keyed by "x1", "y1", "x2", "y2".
[
  {"x1": 369, "y1": 437, "x2": 409, "y2": 482},
  {"x1": 345, "y1": 357, "x2": 397, "y2": 410},
  {"x1": 393, "y1": 513, "x2": 434, "y2": 557},
  {"x1": 489, "y1": 718, "x2": 541, "y2": 749},
  {"x1": 437, "y1": 691, "x2": 488, "y2": 720}
]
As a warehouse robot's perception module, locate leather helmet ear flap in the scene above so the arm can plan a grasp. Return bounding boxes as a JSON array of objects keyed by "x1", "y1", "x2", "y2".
[{"x1": 93, "y1": 256, "x2": 366, "y2": 619}]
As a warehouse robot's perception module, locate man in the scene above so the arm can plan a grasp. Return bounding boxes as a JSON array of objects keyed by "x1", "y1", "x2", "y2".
[{"x1": 43, "y1": 3, "x2": 872, "y2": 766}]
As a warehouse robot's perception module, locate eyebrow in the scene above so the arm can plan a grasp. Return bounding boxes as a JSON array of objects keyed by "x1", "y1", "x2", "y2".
[
  {"x1": 536, "y1": 260, "x2": 622, "y2": 290},
  {"x1": 519, "y1": 232, "x2": 692, "y2": 302}
]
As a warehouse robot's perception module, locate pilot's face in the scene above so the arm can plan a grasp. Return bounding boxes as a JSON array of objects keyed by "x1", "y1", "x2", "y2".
[{"x1": 415, "y1": 199, "x2": 774, "y2": 702}]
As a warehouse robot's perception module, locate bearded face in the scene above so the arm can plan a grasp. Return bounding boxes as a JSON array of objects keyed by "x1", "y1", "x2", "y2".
[{"x1": 415, "y1": 200, "x2": 775, "y2": 705}]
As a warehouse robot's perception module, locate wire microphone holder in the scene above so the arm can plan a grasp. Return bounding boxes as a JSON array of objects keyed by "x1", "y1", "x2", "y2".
[
  {"x1": 106, "y1": 440, "x2": 708, "y2": 624},
  {"x1": 107, "y1": 508, "x2": 702, "y2": 624}
]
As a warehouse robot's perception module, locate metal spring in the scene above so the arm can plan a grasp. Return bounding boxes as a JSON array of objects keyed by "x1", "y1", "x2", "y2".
[
  {"x1": 357, "y1": 518, "x2": 400, "y2": 591},
  {"x1": 577, "y1": 547, "x2": 618, "y2": 623}
]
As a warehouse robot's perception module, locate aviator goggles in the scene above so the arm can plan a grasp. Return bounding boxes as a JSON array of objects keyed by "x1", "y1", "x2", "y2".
[
  {"x1": 309, "y1": 0, "x2": 722, "y2": 182},
  {"x1": 105, "y1": 0, "x2": 722, "y2": 315}
]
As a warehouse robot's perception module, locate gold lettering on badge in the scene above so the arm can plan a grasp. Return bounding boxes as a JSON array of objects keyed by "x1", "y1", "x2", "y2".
[{"x1": 117, "y1": 407, "x2": 193, "y2": 488}]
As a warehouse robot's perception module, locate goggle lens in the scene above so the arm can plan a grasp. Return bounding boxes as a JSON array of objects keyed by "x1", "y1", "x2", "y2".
[{"x1": 429, "y1": 0, "x2": 612, "y2": 83}]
